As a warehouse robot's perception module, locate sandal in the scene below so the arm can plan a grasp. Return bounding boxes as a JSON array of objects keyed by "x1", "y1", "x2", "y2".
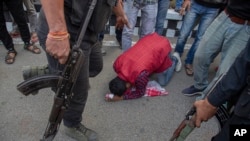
[
  {"x1": 5, "y1": 50, "x2": 17, "y2": 64},
  {"x1": 185, "y1": 64, "x2": 194, "y2": 76},
  {"x1": 24, "y1": 43, "x2": 41, "y2": 54}
]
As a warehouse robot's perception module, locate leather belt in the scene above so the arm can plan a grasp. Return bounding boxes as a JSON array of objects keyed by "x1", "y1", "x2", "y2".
[{"x1": 224, "y1": 9, "x2": 250, "y2": 25}]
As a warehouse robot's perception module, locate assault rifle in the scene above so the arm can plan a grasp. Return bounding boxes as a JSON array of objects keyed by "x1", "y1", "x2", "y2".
[
  {"x1": 16, "y1": 0, "x2": 97, "y2": 140},
  {"x1": 169, "y1": 73, "x2": 230, "y2": 141}
]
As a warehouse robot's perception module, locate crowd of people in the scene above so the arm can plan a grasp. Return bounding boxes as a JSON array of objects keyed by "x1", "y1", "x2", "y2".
[
  {"x1": 0, "y1": 0, "x2": 41, "y2": 64},
  {"x1": 1, "y1": 0, "x2": 250, "y2": 141}
]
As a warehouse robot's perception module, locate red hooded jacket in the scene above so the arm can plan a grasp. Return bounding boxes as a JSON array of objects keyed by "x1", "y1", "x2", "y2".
[{"x1": 113, "y1": 33, "x2": 172, "y2": 84}]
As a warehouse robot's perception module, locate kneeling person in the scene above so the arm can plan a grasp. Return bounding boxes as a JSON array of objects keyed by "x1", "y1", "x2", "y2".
[{"x1": 107, "y1": 33, "x2": 181, "y2": 102}]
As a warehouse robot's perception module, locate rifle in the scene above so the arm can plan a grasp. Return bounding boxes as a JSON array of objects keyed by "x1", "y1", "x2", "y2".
[
  {"x1": 169, "y1": 73, "x2": 230, "y2": 141},
  {"x1": 16, "y1": 0, "x2": 97, "y2": 140}
]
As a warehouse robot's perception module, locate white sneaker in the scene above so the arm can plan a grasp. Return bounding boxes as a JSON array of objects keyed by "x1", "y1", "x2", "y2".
[{"x1": 172, "y1": 52, "x2": 182, "y2": 72}]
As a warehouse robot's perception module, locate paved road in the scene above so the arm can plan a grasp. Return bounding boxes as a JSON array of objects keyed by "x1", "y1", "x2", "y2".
[{"x1": 0, "y1": 36, "x2": 221, "y2": 141}]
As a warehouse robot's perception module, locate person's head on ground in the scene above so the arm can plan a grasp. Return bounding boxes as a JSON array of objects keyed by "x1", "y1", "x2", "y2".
[{"x1": 109, "y1": 76, "x2": 127, "y2": 97}]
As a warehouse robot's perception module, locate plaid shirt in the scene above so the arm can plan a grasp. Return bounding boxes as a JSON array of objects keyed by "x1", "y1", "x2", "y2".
[
  {"x1": 123, "y1": 71, "x2": 169, "y2": 100},
  {"x1": 123, "y1": 70, "x2": 149, "y2": 100}
]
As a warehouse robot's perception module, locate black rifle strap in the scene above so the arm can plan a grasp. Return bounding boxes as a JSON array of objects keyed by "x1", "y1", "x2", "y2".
[{"x1": 74, "y1": 0, "x2": 97, "y2": 49}]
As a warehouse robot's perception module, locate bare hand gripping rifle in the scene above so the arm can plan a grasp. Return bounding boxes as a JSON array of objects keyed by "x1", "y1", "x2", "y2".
[
  {"x1": 16, "y1": 0, "x2": 97, "y2": 140},
  {"x1": 169, "y1": 73, "x2": 230, "y2": 141}
]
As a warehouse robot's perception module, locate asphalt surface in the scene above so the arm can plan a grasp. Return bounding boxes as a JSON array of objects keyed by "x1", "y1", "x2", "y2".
[{"x1": 0, "y1": 35, "x2": 221, "y2": 141}]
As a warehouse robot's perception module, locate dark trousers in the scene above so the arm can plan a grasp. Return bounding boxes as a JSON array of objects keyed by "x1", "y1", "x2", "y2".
[
  {"x1": 0, "y1": 0, "x2": 30, "y2": 51},
  {"x1": 212, "y1": 115, "x2": 250, "y2": 141},
  {"x1": 115, "y1": 28, "x2": 122, "y2": 43},
  {"x1": 37, "y1": 7, "x2": 103, "y2": 127}
]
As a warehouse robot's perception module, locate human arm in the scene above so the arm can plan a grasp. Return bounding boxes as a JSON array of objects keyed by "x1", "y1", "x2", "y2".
[
  {"x1": 112, "y1": 0, "x2": 129, "y2": 29},
  {"x1": 193, "y1": 49, "x2": 249, "y2": 127},
  {"x1": 105, "y1": 94, "x2": 124, "y2": 102},
  {"x1": 123, "y1": 71, "x2": 149, "y2": 100},
  {"x1": 179, "y1": 0, "x2": 191, "y2": 16},
  {"x1": 40, "y1": 0, "x2": 70, "y2": 64}
]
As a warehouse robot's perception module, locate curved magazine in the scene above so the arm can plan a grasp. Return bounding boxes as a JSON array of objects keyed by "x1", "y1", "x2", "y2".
[{"x1": 17, "y1": 74, "x2": 60, "y2": 96}]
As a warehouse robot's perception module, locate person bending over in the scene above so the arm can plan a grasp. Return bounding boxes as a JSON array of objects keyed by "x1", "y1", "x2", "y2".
[{"x1": 106, "y1": 33, "x2": 181, "y2": 102}]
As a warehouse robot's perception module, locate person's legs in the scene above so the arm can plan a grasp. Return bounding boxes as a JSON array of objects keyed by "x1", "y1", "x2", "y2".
[
  {"x1": 182, "y1": 12, "x2": 228, "y2": 95},
  {"x1": 0, "y1": 1, "x2": 17, "y2": 64},
  {"x1": 192, "y1": 12, "x2": 228, "y2": 91},
  {"x1": 23, "y1": 0, "x2": 37, "y2": 33},
  {"x1": 155, "y1": 0, "x2": 170, "y2": 35},
  {"x1": 63, "y1": 41, "x2": 90, "y2": 127},
  {"x1": 174, "y1": 6, "x2": 199, "y2": 56},
  {"x1": 23, "y1": 0, "x2": 38, "y2": 43},
  {"x1": 122, "y1": 0, "x2": 139, "y2": 51},
  {"x1": 184, "y1": 4, "x2": 219, "y2": 76},
  {"x1": 184, "y1": 5, "x2": 219, "y2": 65},
  {"x1": 6, "y1": 0, "x2": 41, "y2": 54},
  {"x1": 199, "y1": 21, "x2": 250, "y2": 99},
  {"x1": 157, "y1": 54, "x2": 177, "y2": 86},
  {"x1": 140, "y1": 3, "x2": 157, "y2": 39},
  {"x1": 37, "y1": 9, "x2": 97, "y2": 140},
  {"x1": 115, "y1": 28, "x2": 122, "y2": 47},
  {"x1": 187, "y1": 12, "x2": 250, "y2": 98},
  {"x1": 89, "y1": 42, "x2": 103, "y2": 77},
  {"x1": 10, "y1": 20, "x2": 20, "y2": 37},
  {"x1": 0, "y1": 2, "x2": 14, "y2": 51},
  {"x1": 5, "y1": 0, "x2": 31, "y2": 43}
]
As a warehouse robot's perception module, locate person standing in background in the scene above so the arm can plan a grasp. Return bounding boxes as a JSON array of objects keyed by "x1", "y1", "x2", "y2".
[
  {"x1": 173, "y1": 0, "x2": 226, "y2": 76},
  {"x1": 121, "y1": 0, "x2": 157, "y2": 51},
  {"x1": 193, "y1": 39, "x2": 250, "y2": 140},
  {"x1": 10, "y1": 0, "x2": 38, "y2": 45},
  {"x1": 0, "y1": 0, "x2": 41, "y2": 64},
  {"x1": 155, "y1": 0, "x2": 170, "y2": 36},
  {"x1": 182, "y1": 0, "x2": 250, "y2": 97}
]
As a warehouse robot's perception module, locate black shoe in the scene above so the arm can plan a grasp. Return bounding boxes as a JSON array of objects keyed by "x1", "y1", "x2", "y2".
[
  {"x1": 182, "y1": 85, "x2": 204, "y2": 96},
  {"x1": 64, "y1": 123, "x2": 99, "y2": 141}
]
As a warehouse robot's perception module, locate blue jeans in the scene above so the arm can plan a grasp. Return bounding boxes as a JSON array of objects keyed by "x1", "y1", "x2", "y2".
[
  {"x1": 174, "y1": 0, "x2": 219, "y2": 65},
  {"x1": 175, "y1": 0, "x2": 183, "y2": 11},
  {"x1": 193, "y1": 11, "x2": 250, "y2": 94},
  {"x1": 155, "y1": 0, "x2": 170, "y2": 35},
  {"x1": 122, "y1": 0, "x2": 157, "y2": 51},
  {"x1": 157, "y1": 54, "x2": 177, "y2": 86}
]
